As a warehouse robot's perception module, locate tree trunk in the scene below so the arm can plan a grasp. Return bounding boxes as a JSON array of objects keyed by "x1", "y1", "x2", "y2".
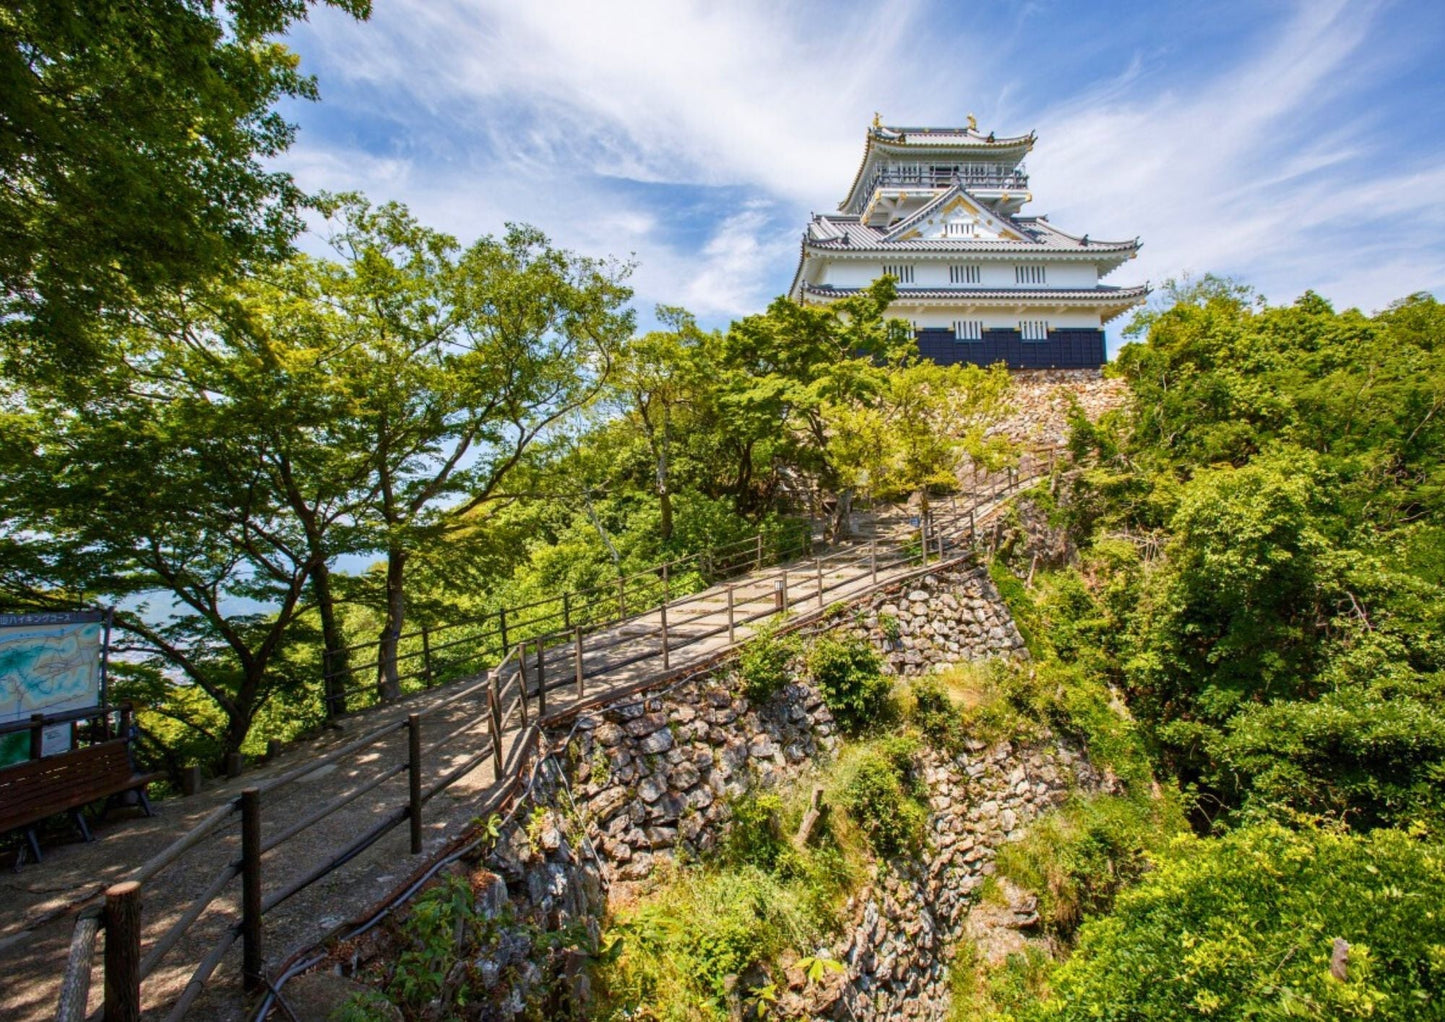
[
  {"x1": 377, "y1": 546, "x2": 407, "y2": 702},
  {"x1": 313, "y1": 561, "x2": 351, "y2": 717},
  {"x1": 828, "y1": 487, "x2": 856, "y2": 542}
]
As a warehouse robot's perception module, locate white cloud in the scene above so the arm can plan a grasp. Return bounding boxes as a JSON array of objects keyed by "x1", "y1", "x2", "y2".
[
  {"x1": 1027, "y1": 0, "x2": 1444, "y2": 312},
  {"x1": 282, "y1": 0, "x2": 1444, "y2": 325}
]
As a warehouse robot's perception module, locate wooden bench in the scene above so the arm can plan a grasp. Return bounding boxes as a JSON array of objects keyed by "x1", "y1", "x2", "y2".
[{"x1": 0, "y1": 737, "x2": 162, "y2": 867}]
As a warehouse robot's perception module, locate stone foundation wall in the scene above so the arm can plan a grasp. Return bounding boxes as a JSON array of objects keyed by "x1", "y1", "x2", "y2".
[
  {"x1": 822, "y1": 740, "x2": 1104, "y2": 1020},
  {"x1": 341, "y1": 561, "x2": 1092, "y2": 1020},
  {"x1": 853, "y1": 563, "x2": 1028, "y2": 675}
]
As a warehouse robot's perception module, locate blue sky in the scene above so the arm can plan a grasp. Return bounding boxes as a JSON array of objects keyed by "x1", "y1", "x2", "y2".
[{"x1": 278, "y1": 0, "x2": 1445, "y2": 346}]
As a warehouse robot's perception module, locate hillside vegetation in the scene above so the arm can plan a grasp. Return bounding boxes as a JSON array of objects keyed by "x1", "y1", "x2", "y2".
[{"x1": 959, "y1": 280, "x2": 1445, "y2": 1020}]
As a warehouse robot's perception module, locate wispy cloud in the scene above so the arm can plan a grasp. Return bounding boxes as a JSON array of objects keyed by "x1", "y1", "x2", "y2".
[
  {"x1": 281, "y1": 0, "x2": 1445, "y2": 328},
  {"x1": 1028, "y1": 0, "x2": 1445, "y2": 312}
]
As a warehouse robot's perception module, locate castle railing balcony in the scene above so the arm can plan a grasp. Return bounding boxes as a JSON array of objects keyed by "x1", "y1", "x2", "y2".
[{"x1": 869, "y1": 167, "x2": 1029, "y2": 191}]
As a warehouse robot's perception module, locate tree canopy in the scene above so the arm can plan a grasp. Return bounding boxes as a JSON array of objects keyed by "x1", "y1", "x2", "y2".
[{"x1": 0, "y1": 0, "x2": 369, "y2": 372}]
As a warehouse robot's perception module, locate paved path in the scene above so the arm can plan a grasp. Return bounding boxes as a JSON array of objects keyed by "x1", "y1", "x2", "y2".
[{"x1": 0, "y1": 476, "x2": 1033, "y2": 1022}]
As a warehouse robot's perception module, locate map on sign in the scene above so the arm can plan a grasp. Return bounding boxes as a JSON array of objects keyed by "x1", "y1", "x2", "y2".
[{"x1": 0, "y1": 612, "x2": 106, "y2": 767}]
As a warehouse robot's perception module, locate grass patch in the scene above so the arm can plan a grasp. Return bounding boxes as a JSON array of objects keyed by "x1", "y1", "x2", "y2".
[
  {"x1": 948, "y1": 941, "x2": 1055, "y2": 1022},
  {"x1": 994, "y1": 792, "x2": 1184, "y2": 940}
]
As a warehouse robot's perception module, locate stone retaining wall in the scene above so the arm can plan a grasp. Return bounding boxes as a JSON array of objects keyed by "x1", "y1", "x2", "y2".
[
  {"x1": 327, "y1": 561, "x2": 1092, "y2": 1021},
  {"x1": 854, "y1": 562, "x2": 1028, "y2": 675}
]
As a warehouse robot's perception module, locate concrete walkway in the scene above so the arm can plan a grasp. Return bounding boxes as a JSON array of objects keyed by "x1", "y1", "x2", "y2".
[{"x1": 0, "y1": 477, "x2": 1033, "y2": 1022}]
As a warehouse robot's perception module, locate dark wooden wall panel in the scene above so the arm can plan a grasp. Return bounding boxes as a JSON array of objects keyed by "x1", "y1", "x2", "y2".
[{"x1": 913, "y1": 328, "x2": 1106, "y2": 369}]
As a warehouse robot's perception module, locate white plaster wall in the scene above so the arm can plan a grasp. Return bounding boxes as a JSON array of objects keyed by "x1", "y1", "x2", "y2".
[{"x1": 812, "y1": 258, "x2": 1101, "y2": 292}]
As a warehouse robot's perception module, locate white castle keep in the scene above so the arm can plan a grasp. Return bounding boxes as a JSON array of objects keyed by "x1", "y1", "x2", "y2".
[{"x1": 790, "y1": 117, "x2": 1148, "y2": 368}]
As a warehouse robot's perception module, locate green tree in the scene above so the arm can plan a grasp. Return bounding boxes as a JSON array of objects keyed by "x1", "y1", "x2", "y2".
[
  {"x1": 721, "y1": 277, "x2": 913, "y2": 537},
  {"x1": 0, "y1": 0, "x2": 369, "y2": 371},
  {"x1": 1037, "y1": 823, "x2": 1445, "y2": 1021},
  {"x1": 610, "y1": 306, "x2": 713, "y2": 542},
  {"x1": 311, "y1": 197, "x2": 634, "y2": 699},
  {"x1": 0, "y1": 307, "x2": 322, "y2": 759}
]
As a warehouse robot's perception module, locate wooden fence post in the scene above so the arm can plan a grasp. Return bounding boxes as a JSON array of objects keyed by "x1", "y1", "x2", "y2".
[
  {"x1": 240, "y1": 788, "x2": 262, "y2": 992},
  {"x1": 756, "y1": 533, "x2": 763, "y2": 571},
  {"x1": 870, "y1": 540, "x2": 878, "y2": 583},
  {"x1": 488, "y1": 673, "x2": 503, "y2": 773},
  {"x1": 535, "y1": 639, "x2": 546, "y2": 717},
  {"x1": 727, "y1": 586, "x2": 735, "y2": 644},
  {"x1": 407, "y1": 714, "x2": 423, "y2": 854},
  {"x1": 816, "y1": 557, "x2": 824, "y2": 607},
  {"x1": 660, "y1": 602, "x2": 670, "y2": 671},
  {"x1": 574, "y1": 626, "x2": 585, "y2": 698},
  {"x1": 779, "y1": 572, "x2": 789, "y2": 613},
  {"x1": 516, "y1": 647, "x2": 529, "y2": 728},
  {"x1": 103, "y1": 881, "x2": 142, "y2": 1022},
  {"x1": 420, "y1": 625, "x2": 433, "y2": 686}
]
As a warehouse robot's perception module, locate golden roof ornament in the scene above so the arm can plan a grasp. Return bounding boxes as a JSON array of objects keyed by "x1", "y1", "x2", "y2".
[
  {"x1": 872, "y1": 111, "x2": 882, "y2": 129},
  {"x1": 967, "y1": 113, "x2": 977, "y2": 132}
]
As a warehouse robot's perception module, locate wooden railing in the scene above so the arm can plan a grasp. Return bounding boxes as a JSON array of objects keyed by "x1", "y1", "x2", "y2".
[
  {"x1": 50, "y1": 452, "x2": 1060, "y2": 1021},
  {"x1": 318, "y1": 523, "x2": 814, "y2": 716}
]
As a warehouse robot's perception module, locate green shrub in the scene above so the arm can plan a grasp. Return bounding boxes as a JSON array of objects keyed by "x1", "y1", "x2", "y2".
[
  {"x1": 1035, "y1": 822, "x2": 1445, "y2": 1020},
  {"x1": 912, "y1": 677, "x2": 965, "y2": 752},
  {"x1": 737, "y1": 625, "x2": 802, "y2": 704},
  {"x1": 836, "y1": 739, "x2": 927, "y2": 859},
  {"x1": 949, "y1": 941, "x2": 1055, "y2": 1022},
  {"x1": 807, "y1": 634, "x2": 890, "y2": 734},
  {"x1": 595, "y1": 865, "x2": 827, "y2": 1019},
  {"x1": 724, "y1": 792, "x2": 787, "y2": 870}
]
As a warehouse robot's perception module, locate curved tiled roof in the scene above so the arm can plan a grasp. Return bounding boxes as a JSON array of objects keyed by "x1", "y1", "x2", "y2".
[
  {"x1": 803, "y1": 213, "x2": 1138, "y2": 254},
  {"x1": 841, "y1": 123, "x2": 1035, "y2": 213},
  {"x1": 801, "y1": 283, "x2": 1151, "y2": 302}
]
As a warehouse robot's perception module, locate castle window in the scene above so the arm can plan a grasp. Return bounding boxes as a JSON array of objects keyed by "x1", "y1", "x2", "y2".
[
  {"x1": 1019, "y1": 319, "x2": 1050, "y2": 341},
  {"x1": 945, "y1": 220, "x2": 976, "y2": 237},
  {"x1": 882, "y1": 264, "x2": 914, "y2": 283},
  {"x1": 949, "y1": 264, "x2": 981, "y2": 284},
  {"x1": 953, "y1": 319, "x2": 983, "y2": 341},
  {"x1": 1014, "y1": 265, "x2": 1047, "y2": 285}
]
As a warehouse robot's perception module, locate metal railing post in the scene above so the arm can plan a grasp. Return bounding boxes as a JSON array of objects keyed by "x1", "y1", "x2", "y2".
[
  {"x1": 780, "y1": 572, "x2": 789, "y2": 613},
  {"x1": 870, "y1": 540, "x2": 878, "y2": 583},
  {"x1": 498, "y1": 608, "x2": 509, "y2": 653},
  {"x1": 420, "y1": 625, "x2": 433, "y2": 687},
  {"x1": 756, "y1": 533, "x2": 763, "y2": 571},
  {"x1": 662, "y1": 562, "x2": 670, "y2": 603},
  {"x1": 660, "y1": 602, "x2": 670, "y2": 670},
  {"x1": 240, "y1": 789, "x2": 262, "y2": 993},
  {"x1": 617, "y1": 577, "x2": 626, "y2": 620},
  {"x1": 103, "y1": 881, "x2": 142, "y2": 1022},
  {"x1": 407, "y1": 715, "x2": 423, "y2": 854},
  {"x1": 727, "y1": 586, "x2": 736, "y2": 644},
  {"x1": 816, "y1": 557, "x2": 824, "y2": 607},
  {"x1": 574, "y1": 626, "x2": 585, "y2": 698},
  {"x1": 535, "y1": 639, "x2": 546, "y2": 717},
  {"x1": 563, "y1": 592, "x2": 571, "y2": 630}
]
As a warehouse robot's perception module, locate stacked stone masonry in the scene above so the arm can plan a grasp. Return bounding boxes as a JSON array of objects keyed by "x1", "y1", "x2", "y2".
[
  {"x1": 332, "y1": 563, "x2": 1098, "y2": 1020},
  {"x1": 859, "y1": 563, "x2": 1029, "y2": 675}
]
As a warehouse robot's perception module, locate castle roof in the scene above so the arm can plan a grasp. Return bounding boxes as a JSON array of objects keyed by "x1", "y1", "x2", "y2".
[
  {"x1": 799, "y1": 282, "x2": 1151, "y2": 323},
  {"x1": 840, "y1": 120, "x2": 1035, "y2": 213},
  {"x1": 803, "y1": 208, "x2": 1139, "y2": 257}
]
